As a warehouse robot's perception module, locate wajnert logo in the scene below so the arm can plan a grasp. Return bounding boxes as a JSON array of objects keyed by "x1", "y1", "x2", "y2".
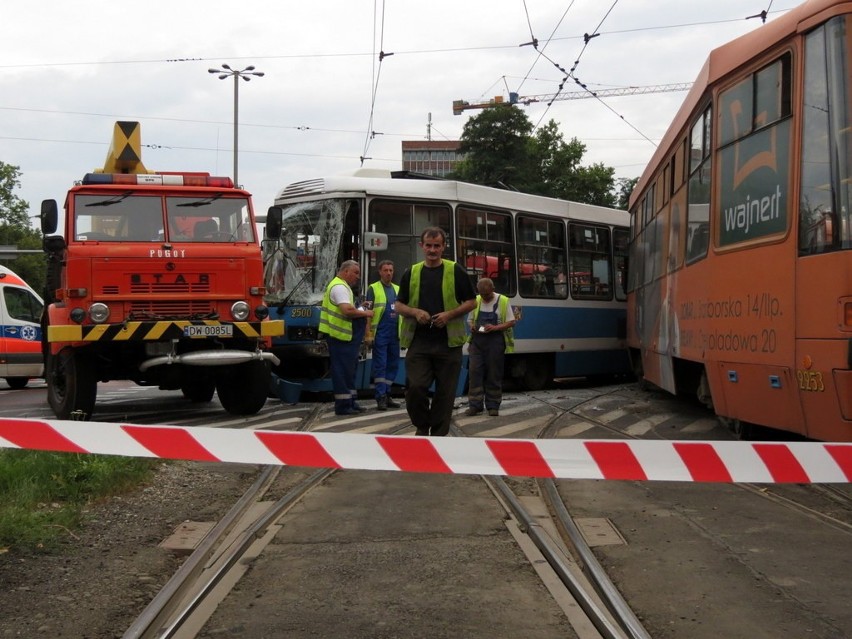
[{"x1": 723, "y1": 185, "x2": 782, "y2": 236}]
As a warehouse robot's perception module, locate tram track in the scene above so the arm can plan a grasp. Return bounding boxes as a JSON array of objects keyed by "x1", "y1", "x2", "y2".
[
  {"x1": 554, "y1": 390, "x2": 852, "y2": 534},
  {"x1": 121, "y1": 386, "x2": 649, "y2": 639},
  {"x1": 109, "y1": 383, "x2": 849, "y2": 637},
  {"x1": 452, "y1": 413, "x2": 650, "y2": 639}
]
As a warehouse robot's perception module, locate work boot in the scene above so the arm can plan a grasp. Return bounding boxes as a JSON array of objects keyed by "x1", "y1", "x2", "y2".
[
  {"x1": 376, "y1": 396, "x2": 388, "y2": 411},
  {"x1": 465, "y1": 407, "x2": 482, "y2": 416},
  {"x1": 334, "y1": 399, "x2": 356, "y2": 416},
  {"x1": 488, "y1": 408, "x2": 499, "y2": 417},
  {"x1": 351, "y1": 402, "x2": 366, "y2": 413},
  {"x1": 386, "y1": 396, "x2": 401, "y2": 409}
]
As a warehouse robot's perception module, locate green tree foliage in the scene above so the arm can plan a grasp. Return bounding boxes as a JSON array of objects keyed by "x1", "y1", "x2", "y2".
[
  {"x1": 614, "y1": 177, "x2": 639, "y2": 210},
  {"x1": 0, "y1": 162, "x2": 30, "y2": 228},
  {"x1": 451, "y1": 106, "x2": 624, "y2": 208},
  {"x1": 0, "y1": 162, "x2": 45, "y2": 293},
  {"x1": 454, "y1": 106, "x2": 534, "y2": 188}
]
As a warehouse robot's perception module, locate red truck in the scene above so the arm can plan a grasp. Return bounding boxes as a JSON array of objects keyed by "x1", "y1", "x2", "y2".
[{"x1": 40, "y1": 121, "x2": 283, "y2": 419}]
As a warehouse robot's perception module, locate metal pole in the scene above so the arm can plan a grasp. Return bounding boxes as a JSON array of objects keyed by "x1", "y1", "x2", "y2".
[{"x1": 233, "y1": 73, "x2": 239, "y2": 187}]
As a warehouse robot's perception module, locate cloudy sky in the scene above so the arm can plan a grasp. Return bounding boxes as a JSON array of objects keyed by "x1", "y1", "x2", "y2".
[{"x1": 1, "y1": 1, "x2": 795, "y2": 221}]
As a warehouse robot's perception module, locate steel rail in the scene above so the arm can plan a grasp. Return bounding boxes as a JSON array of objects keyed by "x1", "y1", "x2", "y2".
[
  {"x1": 121, "y1": 464, "x2": 280, "y2": 639},
  {"x1": 157, "y1": 467, "x2": 334, "y2": 638}
]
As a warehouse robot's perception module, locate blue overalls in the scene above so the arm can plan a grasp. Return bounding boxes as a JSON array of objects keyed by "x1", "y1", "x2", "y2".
[
  {"x1": 368, "y1": 283, "x2": 400, "y2": 400},
  {"x1": 468, "y1": 298, "x2": 506, "y2": 412}
]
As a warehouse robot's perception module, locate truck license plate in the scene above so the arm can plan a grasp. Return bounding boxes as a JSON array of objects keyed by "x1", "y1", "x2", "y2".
[{"x1": 184, "y1": 324, "x2": 233, "y2": 338}]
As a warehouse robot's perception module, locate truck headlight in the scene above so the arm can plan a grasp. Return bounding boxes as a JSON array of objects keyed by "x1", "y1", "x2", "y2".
[
  {"x1": 231, "y1": 301, "x2": 250, "y2": 321},
  {"x1": 89, "y1": 302, "x2": 110, "y2": 324},
  {"x1": 255, "y1": 304, "x2": 269, "y2": 320}
]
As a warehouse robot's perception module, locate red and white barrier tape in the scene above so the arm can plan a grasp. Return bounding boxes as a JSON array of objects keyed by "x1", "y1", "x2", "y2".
[{"x1": 0, "y1": 417, "x2": 849, "y2": 483}]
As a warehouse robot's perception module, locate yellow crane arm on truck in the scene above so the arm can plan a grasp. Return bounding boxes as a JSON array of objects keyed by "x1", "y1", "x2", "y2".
[{"x1": 95, "y1": 120, "x2": 150, "y2": 174}]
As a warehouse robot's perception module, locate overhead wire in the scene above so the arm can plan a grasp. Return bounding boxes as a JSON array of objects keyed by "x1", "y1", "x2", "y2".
[
  {"x1": 1, "y1": 6, "x2": 792, "y2": 168},
  {"x1": 0, "y1": 13, "x2": 792, "y2": 71},
  {"x1": 360, "y1": 0, "x2": 390, "y2": 165},
  {"x1": 514, "y1": 0, "x2": 577, "y2": 98}
]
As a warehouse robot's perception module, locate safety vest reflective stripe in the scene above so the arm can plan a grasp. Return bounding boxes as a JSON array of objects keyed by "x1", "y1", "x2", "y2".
[{"x1": 319, "y1": 276, "x2": 354, "y2": 341}]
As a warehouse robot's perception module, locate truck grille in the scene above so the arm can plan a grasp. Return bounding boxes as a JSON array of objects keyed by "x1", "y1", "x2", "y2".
[
  {"x1": 129, "y1": 301, "x2": 215, "y2": 317},
  {"x1": 101, "y1": 282, "x2": 212, "y2": 295},
  {"x1": 129, "y1": 282, "x2": 211, "y2": 294}
]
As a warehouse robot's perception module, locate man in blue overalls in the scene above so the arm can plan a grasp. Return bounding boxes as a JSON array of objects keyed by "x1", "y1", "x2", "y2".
[
  {"x1": 366, "y1": 260, "x2": 402, "y2": 411},
  {"x1": 319, "y1": 260, "x2": 374, "y2": 415},
  {"x1": 466, "y1": 277, "x2": 515, "y2": 417}
]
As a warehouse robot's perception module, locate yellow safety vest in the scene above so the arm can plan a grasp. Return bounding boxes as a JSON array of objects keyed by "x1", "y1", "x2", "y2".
[
  {"x1": 319, "y1": 276, "x2": 354, "y2": 341},
  {"x1": 399, "y1": 259, "x2": 467, "y2": 348},
  {"x1": 368, "y1": 280, "x2": 399, "y2": 329},
  {"x1": 470, "y1": 294, "x2": 515, "y2": 353}
]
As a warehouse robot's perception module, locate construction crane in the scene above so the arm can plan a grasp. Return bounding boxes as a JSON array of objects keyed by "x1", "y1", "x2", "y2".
[{"x1": 452, "y1": 82, "x2": 693, "y2": 115}]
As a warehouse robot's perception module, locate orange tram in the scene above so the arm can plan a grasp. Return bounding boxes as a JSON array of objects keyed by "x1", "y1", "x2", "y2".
[{"x1": 627, "y1": 0, "x2": 851, "y2": 441}]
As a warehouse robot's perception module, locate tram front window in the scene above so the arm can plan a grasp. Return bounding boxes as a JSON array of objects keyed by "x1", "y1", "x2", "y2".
[{"x1": 262, "y1": 199, "x2": 346, "y2": 305}]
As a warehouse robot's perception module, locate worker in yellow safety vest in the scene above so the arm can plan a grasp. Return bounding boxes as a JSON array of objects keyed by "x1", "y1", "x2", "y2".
[
  {"x1": 319, "y1": 260, "x2": 374, "y2": 415},
  {"x1": 394, "y1": 227, "x2": 477, "y2": 436}
]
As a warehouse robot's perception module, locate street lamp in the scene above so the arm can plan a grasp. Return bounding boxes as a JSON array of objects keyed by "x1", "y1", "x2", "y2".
[{"x1": 208, "y1": 63, "x2": 264, "y2": 187}]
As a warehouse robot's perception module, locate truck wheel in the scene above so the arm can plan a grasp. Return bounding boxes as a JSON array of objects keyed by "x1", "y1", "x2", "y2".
[
  {"x1": 46, "y1": 349, "x2": 97, "y2": 419},
  {"x1": 181, "y1": 374, "x2": 216, "y2": 403},
  {"x1": 216, "y1": 360, "x2": 269, "y2": 415},
  {"x1": 5, "y1": 378, "x2": 29, "y2": 390}
]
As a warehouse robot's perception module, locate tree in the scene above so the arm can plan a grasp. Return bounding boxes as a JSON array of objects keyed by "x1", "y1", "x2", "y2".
[
  {"x1": 453, "y1": 106, "x2": 535, "y2": 188},
  {"x1": 451, "y1": 106, "x2": 617, "y2": 207},
  {"x1": 613, "y1": 177, "x2": 639, "y2": 210},
  {"x1": 0, "y1": 162, "x2": 44, "y2": 292}
]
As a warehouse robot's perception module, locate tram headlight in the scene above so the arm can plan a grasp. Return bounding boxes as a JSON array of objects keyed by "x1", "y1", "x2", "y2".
[
  {"x1": 255, "y1": 304, "x2": 269, "y2": 320},
  {"x1": 88, "y1": 302, "x2": 110, "y2": 324},
  {"x1": 231, "y1": 301, "x2": 250, "y2": 321}
]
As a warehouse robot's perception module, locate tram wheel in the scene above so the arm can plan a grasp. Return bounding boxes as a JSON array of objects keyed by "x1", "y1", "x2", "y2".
[
  {"x1": 719, "y1": 416, "x2": 754, "y2": 440},
  {"x1": 521, "y1": 355, "x2": 552, "y2": 391}
]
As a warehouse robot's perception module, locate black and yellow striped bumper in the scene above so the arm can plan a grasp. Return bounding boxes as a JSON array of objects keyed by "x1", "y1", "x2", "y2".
[{"x1": 48, "y1": 319, "x2": 285, "y2": 342}]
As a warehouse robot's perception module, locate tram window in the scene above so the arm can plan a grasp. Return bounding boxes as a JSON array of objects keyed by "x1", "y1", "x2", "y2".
[
  {"x1": 569, "y1": 223, "x2": 612, "y2": 300},
  {"x1": 686, "y1": 106, "x2": 712, "y2": 263},
  {"x1": 720, "y1": 55, "x2": 791, "y2": 147},
  {"x1": 628, "y1": 230, "x2": 645, "y2": 293},
  {"x1": 675, "y1": 140, "x2": 686, "y2": 189},
  {"x1": 613, "y1": 228, "x2": 629, "y2": 301},
  {"x1": 517, "y1": 216, "x2": 566, "y2": 299},
  {"x1": 368, "y1": 199, "x2": 452, "y2": 284},
  {"x1": 719, "y1": 77, "x2": 752, "y2": 146},
  {"x1": 652, "y1": 211, "x2": 667, "y2": 281},
  {"x1": 668, "y1": 202, "x2": 685, "y2": 273},
  {"x1": 755, "y1": 57, "x2": 791, "y2": 126},
  {"x1": 643, "y1": 216, "x2": 657, "y2": 285},
  {"x1": 370, "y1": 200, "x2": 412, "y2": 235},
  {"x1": 457, "y1": 207, "x2": 515, "y2": 296},
  {"x1": 799, "y1": 19, "x2": 850, "y2": 255}
]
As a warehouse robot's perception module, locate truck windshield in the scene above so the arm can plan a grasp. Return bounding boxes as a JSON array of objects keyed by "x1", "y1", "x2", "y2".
[
  {"x1": 263, "y1": 198, "x2": 345, "y2": 305},
  {"x1": 166, "y1": 196, "x2": 255, "y2": 243},
  {"x1": 72, "y1": 194, "x2": 256, "y2": 243}
]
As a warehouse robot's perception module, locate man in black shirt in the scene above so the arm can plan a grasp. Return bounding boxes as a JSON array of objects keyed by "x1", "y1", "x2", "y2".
[{"x1": 395, "y1": 227, "x2": 477, "y2": 436}]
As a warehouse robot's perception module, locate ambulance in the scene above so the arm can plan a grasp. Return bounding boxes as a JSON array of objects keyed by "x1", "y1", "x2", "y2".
[{"x1": 0, "y1": 265, "x2": 44, "y2": 388}]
